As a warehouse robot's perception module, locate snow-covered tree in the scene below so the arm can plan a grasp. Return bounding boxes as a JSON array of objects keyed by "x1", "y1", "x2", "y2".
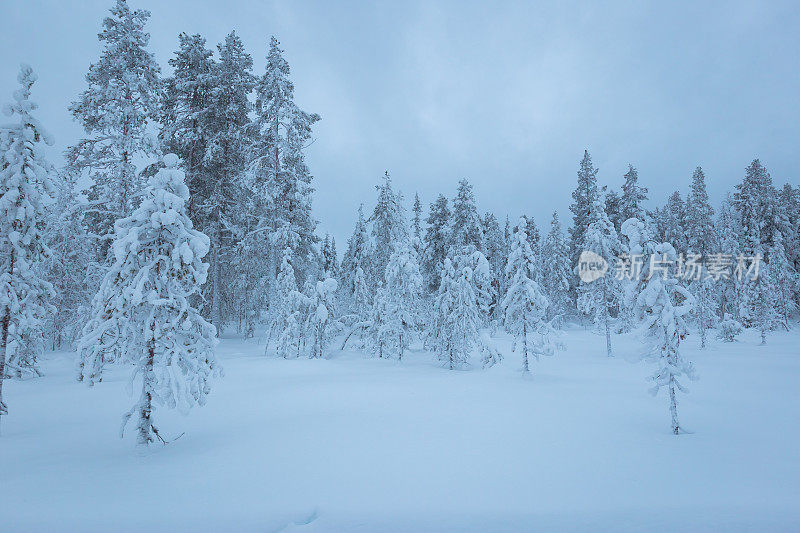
[
  {"x1": 715, "y1": 194, "x2": 744, "y2": 319},
  {"x1": 604, "y1": 188, "x2": 623, "y2": 233},
  {"x1": 78, "y1": 154, "x2": 218, "y2": 446},
  {"x1": 632, "y1": 242, "x2": 697, "y2": 435},
  {"x1": 540, "y1": 211, "x2": 571, "y2": 323},
  {"x1": 268, "y1": 247, "x2": 304, "y2": 358},
  {"x1": 577, "y1": 197, "x2": 622, "y2": 356},
  {"x1": 304, "y1": 277, "x2": 339, "y2": 359},
  {"x1": 321, "y1": 234, "x2": 338, "y2": 277},
  {"x1": 502, "y1": 217, "x2": 559, "y2": 373},
  {"x1": 206, "y1": 31, "x2": 257, "y2": 332},
  {"x1": 684, "y1": 167, "x2": 716, "y2": 348},
  {"x1": 251, "y1": 35, "x2": 320, "y2": 290},
  {"x1": 369, "y1": 240, "x2": 422, "y2": 360},
  {"x1": 67, "y1": 0, "x2": 161, "y2": 257},
  {"x1": 653, "y1": 191, "x2": 687, "y2": 255},
  {"x1": 429, "y1": 258, "x2": 500, "y2": 369},
  {"x1": 0, "y1": 65, "x2": 56, "y2": 407},
  {"x1": 568, "y1": 150, "x2": 600, "y2": 281},
  {"x1": 734, "y1": 159, "x2": 776, "y2": 254},
  {"x1": 412, "y1": 192, "x2": 423, "y2": 257},
  {"x1": 524, "y1": 215, "x2": 541, "y2": 279},
  {"x1": 422, "y1": 194, "x2": 451, "y2": 292},
  {"x1": 43, "y1": 171, "x2": 94, "y2": 350},
  {"x1": 340, "y1": 204, "x2": 372, "y2": 315},
  {"x1": 749, "y1": 257, "x2": 781, "y2": 345},
  {"x1": 767, "y1": 228, "x2": 794, "y2": 328},
  {"x1": 369, "y1": 171, "x2": 406, "y2": 284},
  {"x1": 480, "y1": 212, "x2": 507, "y2": 317},
  {"x1": 620, "y1": 164, "x2": 648, "y2": 223},
  {"x1": 451, "y1": 178, "x2": 483, "y2": 254},
  {"x1": 717, "y1": 314, "x2": 743, "y2": 342}
]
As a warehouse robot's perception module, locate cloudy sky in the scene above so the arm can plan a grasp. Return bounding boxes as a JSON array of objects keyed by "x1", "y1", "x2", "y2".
[{"x1": 1, "y1": 0, "x2": 798, "y2": 247}]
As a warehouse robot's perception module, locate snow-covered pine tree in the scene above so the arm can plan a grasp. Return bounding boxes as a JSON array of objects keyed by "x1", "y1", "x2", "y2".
[
  {"x1": 369, "y1": 239, "x2": 422, "y2": 360},
  {"x1": 422, "y1": 194, "x2": 451, "y2": 292},
  {"x1": 715, "y1": 194, "x2": 744, "y2": 319},
  {"x1": 161, "y1": 33, "x2": 216, "y2": 218},
  {"x1": 0, "y1": 65, "x2": 56, "y2": 412},
  {"x1": 480, "y1": 212, "x2": 507, "y2": 318},
  {"x1": 524, "y1": 215, "x2": 541, "y2": 279},
  {"x1": 767, "y1": 226, "x2": 794, "y2": 328},
  {"x1": 620, "y1": 164, "x2": 648, "y2": 223},
  {"x1": 654, "y1": 191, "x2": 687, "y2": 255},
  {"x1": 369, "y1": 171, "x2": 407, "y2": 285},
  {"x1": 568, "y1": 150, "x2": 600, "y2": 284},
  {"x1": 450, "y1": 178, "x2": 483, "y2": 255},
  {"x1": 734, "y1": 159, "x2": 777, "y2": 254},
  {"x1": 252, "y1": 35, "x2": 320, "y2": 292},
  {"x1": 43, "y1": 171, "x2": 94, "y2": 350},
  {"x1": 321, "y1": 233, "x2": 338, "y2": 277},
  {"x1": 428, "y1": 258, "x2": 500, "y2": 369},
  {"x1": 304, "y1": 277, "x2": 339, "y2": 359},
  {"x1": 67, "y1": 0, "x2": 161, "y2": 259},
  {"x1": 412, "y1": 192, "x2": 423, "y2": 257},
  {"x1": 502, "y1": 217, "x2": 559, "y2": 373},
  {"x1": 268, "y1": 247, "x2": 305, "y2": 358},
  {"x1": 604, "y1": 188, "x2": 623, "y2": 233},
  {"x1": 632, "y1": 242, "x2": 697, "y2": 435},
  {"x1": 684, "y1": 167, "x2": 716, "y2": 348},
  {"x1": 620, "y1": 216, "x2": 656, "y2": 328},
  {"x1": 78, "y1": 154, "x2": 218, "y2": 446},
  {"x1": 576, "y1": 197, "x2": 623, "y2": 356},
  {"x1": 540, "y1": 211, "x2": 571, "y2": 323},
  {"x1": 340, "y1": 204, "x2": 372, "y2": 314},
  {"x1": 206, "y1": 31, "x2": 257, "y2": 333},
  {"x1": 777, "y1": 184, "x2": 800, "y2": 310},
  {"x1": 750, "y1": 254, "x2": 781, "y2": 345}
]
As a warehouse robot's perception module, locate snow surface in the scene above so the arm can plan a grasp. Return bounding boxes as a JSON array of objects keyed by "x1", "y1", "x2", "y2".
[{"x1": 2, "y1": 327, "x2": 799, "y2": 531}]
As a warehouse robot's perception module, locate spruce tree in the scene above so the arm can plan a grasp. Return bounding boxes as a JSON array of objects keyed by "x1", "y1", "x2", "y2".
[
  {"x1": 412, "y1": 192, "x2": 423, "y2": 256},
  {"x1": 341, "y1": 204, "x2": 372, "y2": 307},
  {"x1": 480, "y1": 212, "x2": 507, "y2": 317},
  {"x1": 268, "y1": 247, "x2": 304, "y2": 358},
  {"x1": 632, "y1": 243, "x2": 697, "y2": 435},
  {"x1": 422, "y1": 194, "x2": 451, "y2": 292},
  {"x1": 252, "y1": 36, "x2": 320, "y2": 289},
  {"x1": 78, "y1": 154, "x2": 218, "y2": 445},
  {"x1": 684, "y1": 167, "x2": 716, "y2": 347},
  {"x1": 369, "y1": 240, "x2": 422, "y2": 360},
  {"x1": 577, "y1": 197, "x2": 622, "y2": 356},
  {"x1": 620, "y1": 164, "x2": 648, "y2": 222},
  {"x1": 502, "y1": 217, "x2": 559, "y2": 373},
  {"x1": 430, "y1": 259, "x2": 480, "y2": 370},
  {"x1": 0, "y1": 66, "x2": 56, "y2": 420},
  {"x1": 207, "y1": 31, "x2": 256, "y2": 331},
  {"x1": 43, "y1": 171, "x2": 94, "y2": 350},
  {"x1": 451, "y1": 178, "x2": 483, "y2": 254},
  {"x1": 67, "y1": 0, "x2": 161, "y2": 258},
  {"x1": 304, "y1": 278, "x2": 339, "y2": 359},
  {"x1": 369, "y1": 171, "x2": 406, "y2": 284},
  {"x1": 540, "y1": 211, "x2": 571, "y2": 323},
  {"x1": 568, "y1": 150, "x2": 600, "y2": 276}
]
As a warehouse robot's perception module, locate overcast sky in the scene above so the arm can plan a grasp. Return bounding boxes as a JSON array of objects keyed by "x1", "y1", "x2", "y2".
[{"x1": 1, "y1": 0, "x2": 798, "y2": 247}]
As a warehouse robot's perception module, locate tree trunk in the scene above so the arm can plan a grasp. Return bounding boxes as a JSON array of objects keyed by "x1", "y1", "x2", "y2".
[
  {"x1": 211, "y1": 219, "x2": 222, "y2": 333},
  {"x1": 521, "y1": 316, "x2": 529, "y2": 373},
  {"x1": 604, "y1": 283, "x2": 612, "y2": 357},
  {"x1": 137, "y1": 335, "x2": 156, "y2": 446},
  {"x1": 669, "y1": 375, "x2": 679, "y2": 435},
  {"x1": 0, "y1": 251, "x2": 15, "y2": 430}
]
